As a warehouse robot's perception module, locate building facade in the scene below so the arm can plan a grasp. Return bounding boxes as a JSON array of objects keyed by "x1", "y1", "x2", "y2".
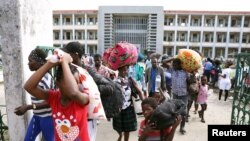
[{"x1": 53, "y1": 6, "x2": 250, "y2": 59}]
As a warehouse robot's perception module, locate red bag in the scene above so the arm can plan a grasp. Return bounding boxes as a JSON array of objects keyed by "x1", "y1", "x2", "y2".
[
  {"x1": 210, "y1": 69, "x2": 216, "y2": 75},
  {"x1": 103, "y1": 42, "x2": 138, "y2": 70}
]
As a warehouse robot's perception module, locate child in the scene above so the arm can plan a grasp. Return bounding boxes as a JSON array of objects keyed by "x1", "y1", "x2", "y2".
[
  {"x1": 152, "y1": 92, "x2": 164, "y2": 105},
  {"x1": 24, "y1": 52, "x2": 90, "y2": 141},
  {"x1": 152, "y1": 88, "x2": 168, "y2": 105},
  {"x1": 187, "y1": 72, "x2": 199, "y2": 122},
  {"x1": 197, "y1": 76, "x2": 209, "y2": 123},
  {"x1": 138, "y1": 98, "x2": 181, "y2": 141}
]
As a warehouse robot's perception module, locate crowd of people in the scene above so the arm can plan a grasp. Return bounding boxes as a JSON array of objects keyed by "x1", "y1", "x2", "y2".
[{"x1": 14, "y1": 41, "x2": 235, "y2": 141}]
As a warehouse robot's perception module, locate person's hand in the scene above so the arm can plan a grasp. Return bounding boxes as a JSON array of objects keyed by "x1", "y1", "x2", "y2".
[
  {"x1": 60, "y1": 53, "x2": 73, "y2": 64},
  {"x1": 14, "y1": 105, "x2": 29, "y2": 116},
  {"x1": 142, "y1": 122, "x2": 155, "y2": 135}
]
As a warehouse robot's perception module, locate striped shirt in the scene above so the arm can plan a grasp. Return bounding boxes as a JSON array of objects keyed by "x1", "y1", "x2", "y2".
[
  {"x1": 138, "y1": 120, "x2": 172, "y2": 141},
  {"x1": 31, "y1": 72, "x2": 53, "y2": 117}
]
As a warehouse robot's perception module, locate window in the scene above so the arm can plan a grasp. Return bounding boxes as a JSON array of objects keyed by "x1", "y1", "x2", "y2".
[
  {"x1": 53, "y1": 17, "x2": 59, "y2": 25},
  {"x1": 169, "y1": 18, "x2": 174, "y2": 26},
  {"x1": 205, "y1": 19, "x2": 210, "y2": 26},
  {"x1": 231, "y1": 20, "x2": 236, "y2": 27},
  {"x1": 76, "y1": 32, "x2": 82, "y2": 40},
  {"x1": 54, "y1": 32, "x2": 59, "y2": 40},
  {"x1": 89, "y1": 32, "x2": 93, "y2": 40},
  {"x1": 163, "y1": 46, "x2": 173, "y2": 56},
  {"x1": 194, "y1": 19, "x2": 199, "y2": 26},
  {"x1": 193, "y1": 34, "x2": 197, "y2": 42},
  {"x1": 66, "y1": 18, "x2": 71, "y2": 25},
  {"x1": 76, "y1": 17, "x2": 83, "y2": 25},
  {"x1": 63, "y1": 31, "x2": 71, "y2": 40},
  {"x1": 219, "y1": 19, "x2": 224, "y2": 27},
  {"x1": 244, "y1": 17, "x2": 250, "y2": 27},
  {"x1": 202, "y1": 48, "x2": 212, "y2": 58},
  {"x1": 89, "y1": 17, "x2": 93, "y2": 25},
  {"x1": 168, "y1": 33, "x2": 173, "y2": 41},
  {"x1": 181, "y1": 33, "x2": 185, "y2": 41},
  {"x1": 181, "y1": 19, "x2": 186, "y2": 26},
  {"x1": 205, "y1": 34, "x2": 209, "y2": 42},
  {"x1": 163, "y1": 35, "x2": 167, "y2": 41},
  {"x1": 215, "y1": 48, "x2": 225, "y2": 58},
  {"x1": 217, "y1": 33, "x2": 226, "y2": 42},
  {"x1": 66, "y1": 32, "x2": 71, "y2": 40}
]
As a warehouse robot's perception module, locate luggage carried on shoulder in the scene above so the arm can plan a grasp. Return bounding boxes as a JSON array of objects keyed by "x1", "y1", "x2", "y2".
[
  {"x1": 85, "y1": 66, "x2": 125, "y2": 118},
  {"x1": 149, "y1": 99, "x2": 185, "y2": 129}
]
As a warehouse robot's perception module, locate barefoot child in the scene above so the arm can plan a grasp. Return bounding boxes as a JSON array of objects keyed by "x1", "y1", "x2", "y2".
[
  {"x1": 197, "y1": 76, "x2": 209, "y2": 123},
  {"x1": 138, "y1": 98, "x2": 181, "y2": 141}
]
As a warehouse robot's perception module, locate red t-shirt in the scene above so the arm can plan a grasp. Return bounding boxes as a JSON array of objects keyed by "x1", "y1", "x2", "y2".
[
  {"x1": 48, "y1": 90, "x2": 89, "y2": 141},
  {"x1": 138, "y1": 120, "x2": 172, "y2": 140}
]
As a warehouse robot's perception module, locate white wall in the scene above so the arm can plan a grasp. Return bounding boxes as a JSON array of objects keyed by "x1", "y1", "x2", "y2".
[{"x1": 0, "y1": 0, "x2": 52, "y2": 140}]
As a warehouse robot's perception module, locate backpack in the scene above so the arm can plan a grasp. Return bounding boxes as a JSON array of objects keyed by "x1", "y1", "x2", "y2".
[
  {"x1": 149, "y1": 99, "x2": 185, "y2": 130},
  {"x1": 85, "y1": 66, "x2": 124, "y2": 118}
]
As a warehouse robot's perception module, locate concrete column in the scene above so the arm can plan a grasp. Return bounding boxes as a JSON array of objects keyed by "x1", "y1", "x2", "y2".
[
  {"x1": 187, "y1": 15, "x2": 191, "y2": 49},
  {"x1": 60, "y1": 14, "x2": 63, "y2": 47},
  {"x1": 239, "y1": 15, "x2": 245, "y2": 53},
  {"x1": 0, "y1": 0, "x2": 52, "y2": 140},
  {"x1": 85, "y1": 13, "x2": 88, "y2": 54}
]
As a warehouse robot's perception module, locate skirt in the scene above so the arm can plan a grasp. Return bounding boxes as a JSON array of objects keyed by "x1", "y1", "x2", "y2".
[{"x1": 112, "y1": 106, "x2": 137, "y2": 132}]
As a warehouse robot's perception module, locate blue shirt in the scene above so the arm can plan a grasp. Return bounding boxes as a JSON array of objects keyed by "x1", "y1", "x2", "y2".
[{"x1": 204, "y1": 61, "x2": 213, "y2": 71}]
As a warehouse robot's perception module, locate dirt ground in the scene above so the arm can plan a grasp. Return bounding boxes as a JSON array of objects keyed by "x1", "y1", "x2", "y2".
[
  {"x1": 0, "y1": 83, "x2": 233, "y2": 141},
  {"x1": 96, "y1": 88, "x2": 233, "y2": 141}
]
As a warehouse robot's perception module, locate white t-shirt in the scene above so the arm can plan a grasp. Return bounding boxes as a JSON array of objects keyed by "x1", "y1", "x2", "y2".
[{"x1": 219, "y1": 68, "x2": 232, "y2": 90}]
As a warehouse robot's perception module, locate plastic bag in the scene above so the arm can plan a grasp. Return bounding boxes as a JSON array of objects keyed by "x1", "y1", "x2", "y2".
[
  {"x1": 132, "y1": 97, "x2": 142, "y2": 115},
  {"x1": 76, "y1": 67, "x2": 106, "y2": 120}
]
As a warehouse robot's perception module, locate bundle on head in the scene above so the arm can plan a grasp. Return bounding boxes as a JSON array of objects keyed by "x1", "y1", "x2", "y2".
[{"x1": 103, "y1": 41, "x2": 138, "y2": 70}]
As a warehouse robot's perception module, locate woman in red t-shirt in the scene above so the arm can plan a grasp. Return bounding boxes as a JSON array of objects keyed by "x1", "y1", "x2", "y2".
[{"x1": 138, "y1": 98, "x2": 181, "y2": 141}]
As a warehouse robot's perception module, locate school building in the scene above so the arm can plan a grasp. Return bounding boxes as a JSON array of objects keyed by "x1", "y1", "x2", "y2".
[{"x1": 52, "y1": 6, "x2": 250, "y2": 59}]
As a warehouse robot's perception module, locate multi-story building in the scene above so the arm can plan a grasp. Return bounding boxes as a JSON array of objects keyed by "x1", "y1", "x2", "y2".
[{"x1": 53, "y1": 6, "x2": 250, "y2": 59}]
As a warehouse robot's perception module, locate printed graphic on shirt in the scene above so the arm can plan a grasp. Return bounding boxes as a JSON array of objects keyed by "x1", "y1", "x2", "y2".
[{"x1": 53, "y1": 112, "x2": 79, "y2": 141}]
